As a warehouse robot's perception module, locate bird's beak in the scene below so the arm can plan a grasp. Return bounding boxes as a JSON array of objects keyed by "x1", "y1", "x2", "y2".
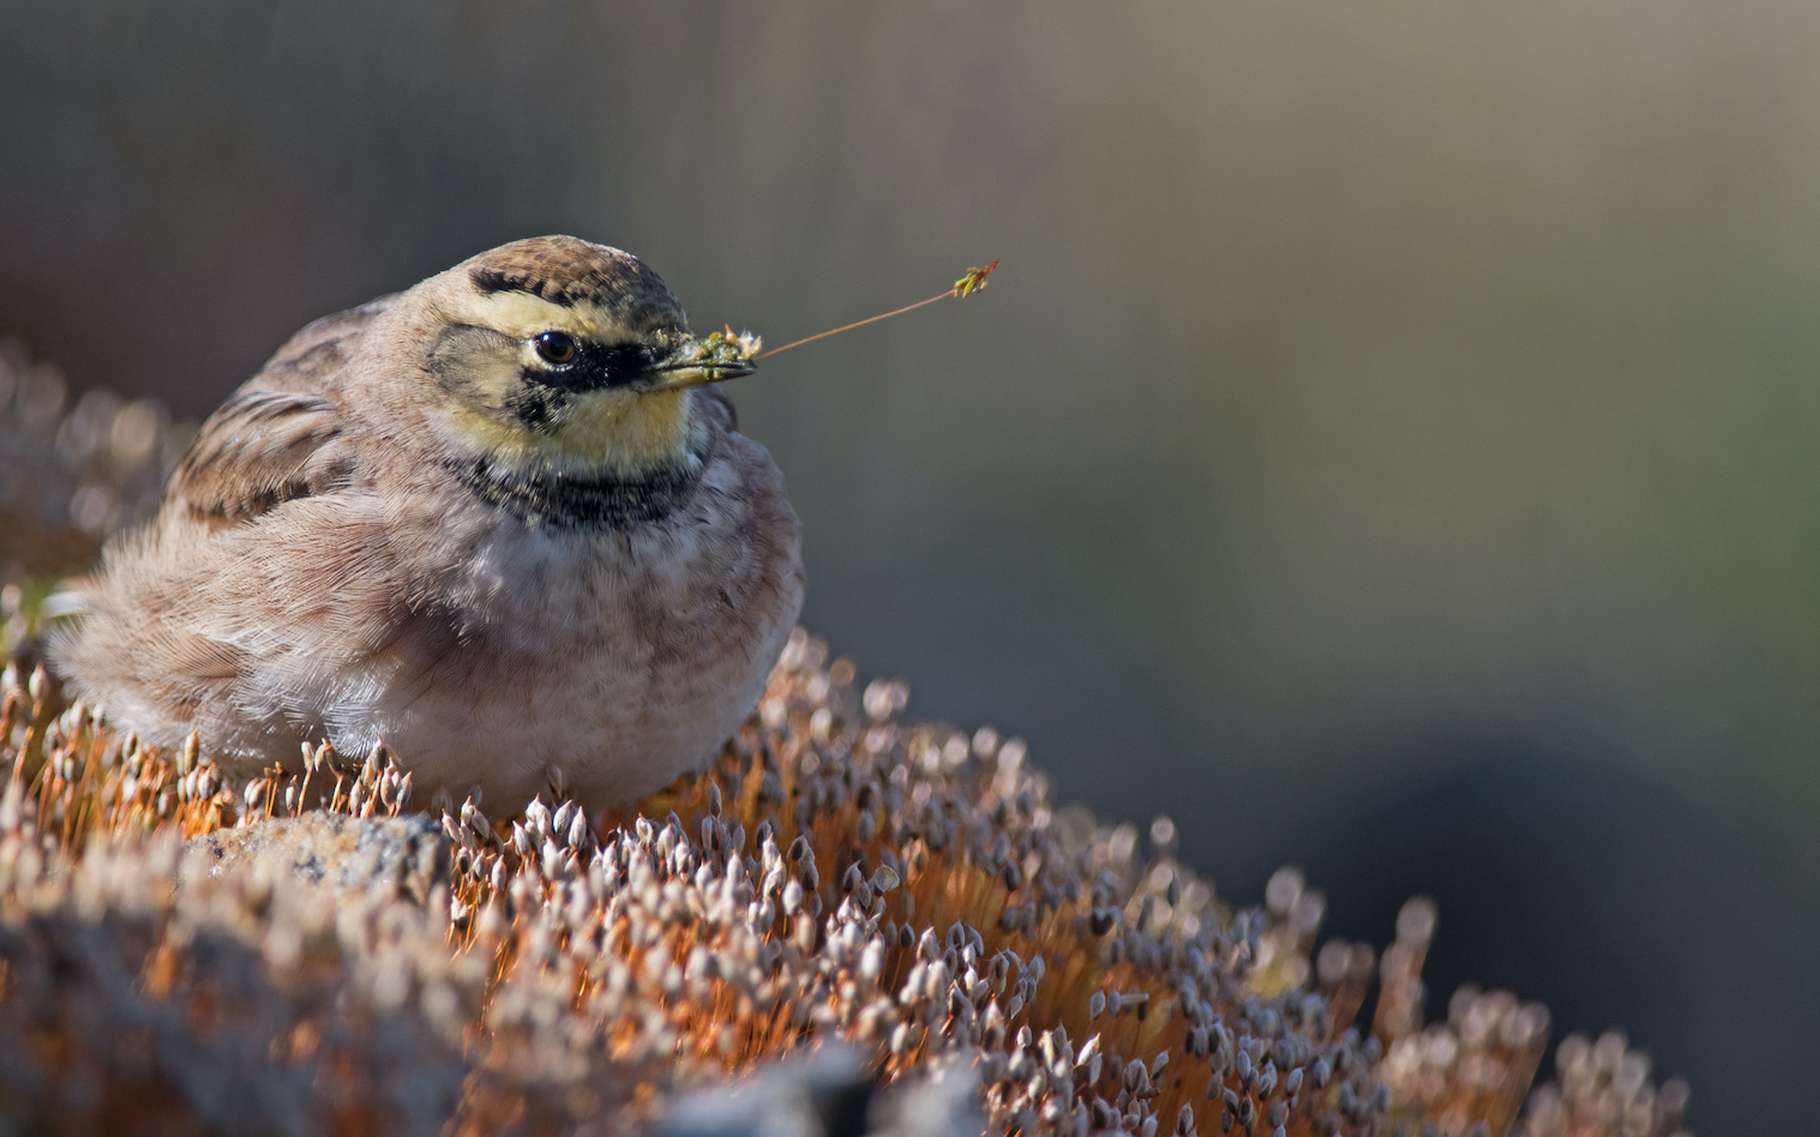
[{"x1": 636, "y1": 347, "x2": 757, "y2": 392}]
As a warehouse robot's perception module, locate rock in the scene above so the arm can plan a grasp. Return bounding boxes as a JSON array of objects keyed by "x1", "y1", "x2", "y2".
[
  {"x1": 185, "y1": 812, "x2": 448, "y2": 903},
  {"x1": 657, "y1": 1045, "x2": 981, "y2": 1137}
]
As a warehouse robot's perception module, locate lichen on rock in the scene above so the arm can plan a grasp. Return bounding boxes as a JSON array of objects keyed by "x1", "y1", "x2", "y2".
[{"x1": 184, "y1": 810, "x2": 448, "y2": 903}]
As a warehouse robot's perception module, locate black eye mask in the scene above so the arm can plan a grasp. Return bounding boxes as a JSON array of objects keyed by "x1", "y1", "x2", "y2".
[{"x1": 524, "y1": 340, "x2": 662, "y2": 394}]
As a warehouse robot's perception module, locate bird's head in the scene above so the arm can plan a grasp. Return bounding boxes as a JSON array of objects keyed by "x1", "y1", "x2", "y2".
[{"x1": 401, "y1": 235, "x2": 750, "y2": 482}]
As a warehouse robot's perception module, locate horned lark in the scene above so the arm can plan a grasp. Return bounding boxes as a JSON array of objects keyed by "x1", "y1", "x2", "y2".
[{"x1": 52, "y1": 236, "x2": 805, "y2": 807}]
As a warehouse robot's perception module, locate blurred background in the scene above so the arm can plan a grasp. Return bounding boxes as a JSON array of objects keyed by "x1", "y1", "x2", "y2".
[{"x1": 3, "y1": 2, "x2": 1815, "y2": 1131}]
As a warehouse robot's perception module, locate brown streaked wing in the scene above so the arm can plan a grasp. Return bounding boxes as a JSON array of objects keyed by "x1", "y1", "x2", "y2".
[
  {"x1": 164, "y1": 296, "x2": 391, "y2": 528},
  {"x1": 164, "y1": 389, "x2": 357, "y2": 528}
]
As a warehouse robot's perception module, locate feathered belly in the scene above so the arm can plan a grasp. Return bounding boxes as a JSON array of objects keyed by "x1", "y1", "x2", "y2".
[
  {"x1": 366, "y1": 616, "x2": 792, "y2": 806},
  {"x1": 323, "y1": 515, "x2": 805, "y2": 806}
]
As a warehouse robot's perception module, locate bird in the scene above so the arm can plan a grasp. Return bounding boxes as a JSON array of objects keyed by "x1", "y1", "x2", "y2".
[{"x1": 51, "y1": 235, "x2": 805, "y2": 808}]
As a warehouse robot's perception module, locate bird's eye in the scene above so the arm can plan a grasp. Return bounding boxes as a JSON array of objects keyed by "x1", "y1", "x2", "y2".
[{"x1": 534, "y1": 331, "x2": 580, "y2": 366}]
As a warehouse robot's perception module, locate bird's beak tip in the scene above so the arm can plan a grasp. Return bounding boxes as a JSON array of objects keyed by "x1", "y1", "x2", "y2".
[{"x1": 640, "y1": 356, "x2": 757, "y2": 392}]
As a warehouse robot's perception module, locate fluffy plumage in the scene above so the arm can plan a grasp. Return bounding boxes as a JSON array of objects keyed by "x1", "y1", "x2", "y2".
[{"x1": 53, "y1": 237, "x2": 805, "y2": 806}]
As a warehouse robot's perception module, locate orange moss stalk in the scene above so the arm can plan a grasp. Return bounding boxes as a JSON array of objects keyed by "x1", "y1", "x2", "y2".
[{"x1": 0, "y1": 628, "x2": 1693, "y2": 1137}]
